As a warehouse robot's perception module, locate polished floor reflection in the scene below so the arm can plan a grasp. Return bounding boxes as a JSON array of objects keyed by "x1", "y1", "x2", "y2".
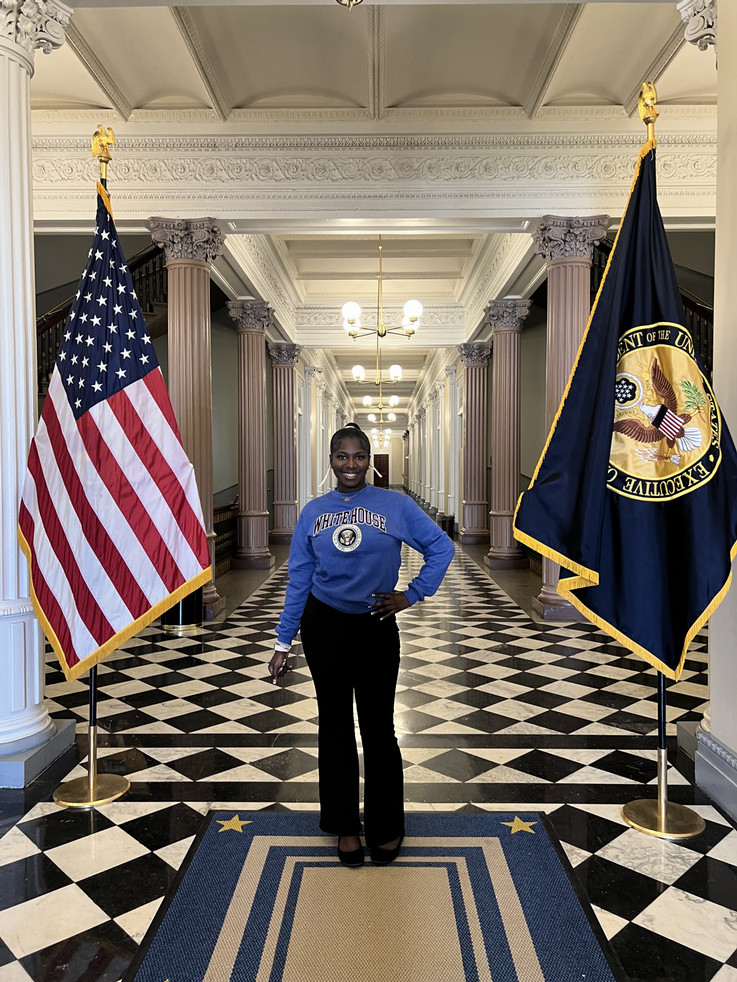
[{"x1": 0, "y1": 544, "x2": 734, "y2": 982}]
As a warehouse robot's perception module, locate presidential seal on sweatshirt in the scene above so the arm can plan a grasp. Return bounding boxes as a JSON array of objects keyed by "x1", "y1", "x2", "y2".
[{"x1": 332, "y1": 524, "x2": 362, "y2": 552}]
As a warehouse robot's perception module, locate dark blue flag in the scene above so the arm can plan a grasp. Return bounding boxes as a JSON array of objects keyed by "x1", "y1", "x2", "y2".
[{"x1": 513, "y1": 140, "x2": 737, "y2": 680}]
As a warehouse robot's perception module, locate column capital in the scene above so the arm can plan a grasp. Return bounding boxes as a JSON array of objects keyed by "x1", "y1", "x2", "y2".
[
  {"x1": 304, "y1": 365, "x2": 323, "y2": 385},
  {"x1": 445, "y1": 364, "x2": 458, "y2": 385},
  {"x1": 268, "y1": 342, "x2": 301, "y2": 367},
  {"x1": 678, "y1": 0, "x2": 716, "y2": 52},
  {"x1": 227, "y1": 299, "x2": 272, "y2": 333},
  {"x1": 148, "y1": 217, "x2": 224, "y2": 264},
  {"x1": 458, "y1": 343, "x2": 491, "y2": 366},
  {"x1": 1, "y1": 0, "x2": 70, "y2": 67},
  {"x1": 485, "y1": 298, "x2": 532, "y2": 335},
  {"x1": 532, "y1": 215, "x2": 610, "y2": 264}
]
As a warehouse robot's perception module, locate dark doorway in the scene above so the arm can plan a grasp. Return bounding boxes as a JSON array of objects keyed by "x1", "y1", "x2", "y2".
[{"x1": 373, "y1": 453, "x2": 389, "y2": 488}]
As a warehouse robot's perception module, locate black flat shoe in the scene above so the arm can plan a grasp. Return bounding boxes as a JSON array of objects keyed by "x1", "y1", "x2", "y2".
[
  {"x1": 370, "y1": 835, "x2": 404, "y2": 865},
  {"x1": 337, "y1": 837, "x2": 364, "y2": 868}
]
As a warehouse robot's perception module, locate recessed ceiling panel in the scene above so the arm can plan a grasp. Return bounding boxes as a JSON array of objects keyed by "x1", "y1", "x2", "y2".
[
  {"x1": 543, "y1": 3, "x2": 684, "y2": 107},
  {"x1": 384, "y1": 4, "x2": 568, "y2": 109},
  {"x1": 31, "y1": 43, "x2": 113, "y2": 110},
  {"x1": 189, "y1": 6, "x2": 369, "y2": 109}
]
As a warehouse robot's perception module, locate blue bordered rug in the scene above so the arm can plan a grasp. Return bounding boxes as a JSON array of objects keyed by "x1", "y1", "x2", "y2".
[{"x1": 124, "y1": 811, "x2": 623, "y2": 982}]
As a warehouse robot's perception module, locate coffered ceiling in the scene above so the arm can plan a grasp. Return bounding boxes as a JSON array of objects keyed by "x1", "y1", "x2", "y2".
[{"x1": 31, "y1": 1, "x2": 717, "y2": 422}]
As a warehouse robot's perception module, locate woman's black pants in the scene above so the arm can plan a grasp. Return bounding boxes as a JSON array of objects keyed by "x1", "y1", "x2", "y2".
[{"x1": 300, "y1": 593, "x2": 404, "y2": 846}]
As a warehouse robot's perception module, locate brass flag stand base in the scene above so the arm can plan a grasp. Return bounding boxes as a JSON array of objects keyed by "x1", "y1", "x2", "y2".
[
  {"x1": 54, "y1": 667, "x2": 130, "y2": 809},
  {"x1": 622, "y1": 676, "x2": 705, "y2": 841}
]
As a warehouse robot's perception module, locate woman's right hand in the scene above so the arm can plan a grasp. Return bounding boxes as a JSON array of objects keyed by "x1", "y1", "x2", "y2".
[{"x1": 269, "y1": 648, "x2": 289, "y2": 682}]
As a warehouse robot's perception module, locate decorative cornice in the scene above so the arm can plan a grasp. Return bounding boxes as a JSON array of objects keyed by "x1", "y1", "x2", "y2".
[
  {"x1": 678, "y1": 0, "x2": 717, "y2": 53},
  {"x1": 532, "y1": 215, "x2": 611, "y2": 264},
  {"x1": 458, "y1": 343, "x2": 491, "y2": 367},
  {"x1": 268, "y1": 343, "x2": 301, "y2": 367},
  {"x1": 227, "y1": 299, "x2": 272, "y2": 333},
  {"x1": 485, "y1": 299, "x2": 533, "y2": 334},
  {"x1": 148, "y1": 217, "x2": 224, "y2": 264},
  {"x1": 2, "y1": 0, "x2": 70, "y2": 66}
]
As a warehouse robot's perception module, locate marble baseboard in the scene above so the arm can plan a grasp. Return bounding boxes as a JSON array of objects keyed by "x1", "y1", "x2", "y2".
[{"x1": 695, "y1": 729, "x2": 737, "y2": 824}]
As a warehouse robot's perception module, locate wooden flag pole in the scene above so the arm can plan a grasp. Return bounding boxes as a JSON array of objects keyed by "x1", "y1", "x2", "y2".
[
  {"x1": 621, "y1": 673, "x2": 704, "y2": 839},
  {"x1": 54, "y1": 666, "x2": 130, "y2": 808}
]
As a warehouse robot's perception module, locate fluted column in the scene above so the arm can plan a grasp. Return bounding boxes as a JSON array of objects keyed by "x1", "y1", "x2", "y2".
[
  {"x1": 435, "y1": 381, "x2": 447, "y2": 519},
  {"x1": 149, "y1": 217, "x2": 225, "y2": 619},
  {"x1": 459, "y1": 343, "x2": 491, "y2": 544},
  {"x1": 0, "y1": 1, "x2": 73, "y2": 783},
  {"x1": 446, "y1": 365, "x2": 459, "y2": 528},
  {"x1": 486, "y1": 299, "x2": 532, "y2": 569},
  {"x1": 269, "y1": 343, "x2": 301, "y2": 543},
  {"x1": 301, "y1": 366, "x2": 321, "y2": 504},
  {"x1": 428, "y1": 392, "x2": 438, "y2": 516},
  {"x1": 227, "y1": 301, "x2": 274, "y2": 570},
  {"x1": 531, "y1": 215, "x2": 609, "y2": 618}
]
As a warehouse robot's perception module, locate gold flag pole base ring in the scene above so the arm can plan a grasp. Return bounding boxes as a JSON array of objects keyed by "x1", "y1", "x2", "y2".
[
  {"x1": 622, "y1": 798, "x2": 705, "y2": 840},
  {"x1": 53, "y1": 773, "x2": 130, "y2": 809}
]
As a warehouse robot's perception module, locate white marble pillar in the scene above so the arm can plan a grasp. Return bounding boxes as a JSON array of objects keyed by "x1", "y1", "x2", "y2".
[
  {"x1": 459, "y1": 343, "x2": 491, "y2": 544},
  {"x1": 268, "y1": 343, "x2": 301, "y2": 543},
  {"x1": 531, "y1": 215, "x2": 609, "y2": 618},
  {"x1": 446, "y1": 365, "x2": 459, "y2": 528},
  {"x1": 435, "y1": 380, "x2": 447, "y2": 519},
  {"x1": 428, "y1": 392, "x2": 438, "y2": 516},
  {"x1": 300, "y1": 366, "x2": 321, "y2": 505},
  {"x1": 227, "y1": 300, "x2": 274, "y2": 570},
  {"x1": 486, "y1": 299, "x2": 532, "y2": 569},
  {"x1": 0, "y1": 0, "x2": 74, "y2": 786},
  {"x1": 149, "y1": 217, "x2": 225, "y2": 620},
  {"x1": 695, "y1": 1, "x2": 737, "y2": 821}
]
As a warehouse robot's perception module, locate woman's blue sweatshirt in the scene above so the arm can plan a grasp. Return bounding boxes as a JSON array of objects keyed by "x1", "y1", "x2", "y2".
[{"x1": 275, "y1": 485, "x2": 455, "y2": 646}]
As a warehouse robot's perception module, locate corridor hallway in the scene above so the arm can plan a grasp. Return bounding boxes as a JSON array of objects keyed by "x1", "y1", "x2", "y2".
[{"x1": 0, "y1": 542, "x2": 734, "y2": 982}]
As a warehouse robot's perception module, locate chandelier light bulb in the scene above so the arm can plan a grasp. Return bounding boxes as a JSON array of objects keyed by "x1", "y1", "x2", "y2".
[
  {"x1": 389, "y1": 364, "x2": 402, "y2": 382},
  {"x1": 342, "y1": 301, "x2": 361, "y2": 323},
  {"x1": 370, "y1": 428, "x2": 378, "y2": 435},
  {"x1": 384, "y1": 428, "x2": 392, "y2": 437},
  {"x1": 362, "y1": 395, "x2": 373, "y2": 407},
  {"x1": 367, "y1": 413, "x2": 376, "y2": 422},
  {"x1": 352, "y1": 365, "x2": 366, "y2": 382},
  {"x1": 389, "y1": 395, "x2": 399, "y2": 406},
  {"x1": 403, "y1": 299, "x2": 423, "y2": 321},
  {"x1": 387, "y1": 412, "x2": 396, "y2": 422}
]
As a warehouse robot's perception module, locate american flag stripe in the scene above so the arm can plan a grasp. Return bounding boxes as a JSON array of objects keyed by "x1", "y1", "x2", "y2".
[
  {"x1": 78, "y1": 403, "x2": 186, "y2": 594},
  {"x1": 108, "y1": 378, "x2": 210, "y2": 569},
  {"x1": 34, "y1": 386, "x2": 151, "y2": 619},
  {"x1": 19, "y1": 183, "x2": 211, "y2": 681},
  {"x1": 46, "y1": 374, "x2": 171, "y2": 602},
  {"x1": 22, "y1": 449, "x2": 113, "y2": 651},
  {"x1": 18, "y1": 502, "x2": 87, "y2": 669}
]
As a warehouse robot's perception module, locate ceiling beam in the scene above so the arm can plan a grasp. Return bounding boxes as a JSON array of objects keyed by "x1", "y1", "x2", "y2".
[
  {"x1": 523, "y1": 4, "x2": 583, "y2": 119},
  {"x1": 170, "y1": 7, "x2": 230, "y2": 121},
  {"x1": 65, "y1": 22, "x2": 132, "y2": 121},
  {"x1": 623, "y1": 22, "x2": 686, "y2": 116}
]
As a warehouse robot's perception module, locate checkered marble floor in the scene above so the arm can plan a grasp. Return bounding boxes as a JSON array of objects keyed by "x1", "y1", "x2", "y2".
[{"x1": 1, "y1": 545, "x2": 735, "y2": 982}]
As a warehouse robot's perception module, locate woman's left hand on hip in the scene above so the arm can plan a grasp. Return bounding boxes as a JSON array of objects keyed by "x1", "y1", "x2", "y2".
[{"x1": 370, "y1": 591, "x2": 410, "y2": 619}]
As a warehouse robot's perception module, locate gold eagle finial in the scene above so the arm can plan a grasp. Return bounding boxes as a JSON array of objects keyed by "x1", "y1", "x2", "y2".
[
  {"x1": 638, "y1": 82, "x2": 658, "y2": 141},
  {"x1": 91, "y1": 125, "x2": 115, "y2": 180}
]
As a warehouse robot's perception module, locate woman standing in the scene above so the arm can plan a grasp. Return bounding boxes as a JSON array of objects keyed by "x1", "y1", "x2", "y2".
[{"x1": 270, "y1": 423, "x2": 454, "y2": 867}]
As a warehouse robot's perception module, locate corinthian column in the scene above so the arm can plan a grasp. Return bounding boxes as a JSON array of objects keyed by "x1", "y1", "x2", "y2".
[
  {"x1": 149, "y1": 217, "x2": 225, "y2": 620},
  {"x1": 486, "y1": 299, "x2": 531, "y2": 569},
  {"x1": 0, "y1": 0, "x2": 74, "y2": 785},
  {"x1": 531, "y1": 215, "x2": 609, "y2": 618},
  {"x1": 227, "y1": 301, "x2": 274, "y2": 569},
  {"x1": 269, "y1": 343, "x2": 301, "y2": 543},
  {"x1": 459, "y1": 343, "x2": 491, "y2": 544}
]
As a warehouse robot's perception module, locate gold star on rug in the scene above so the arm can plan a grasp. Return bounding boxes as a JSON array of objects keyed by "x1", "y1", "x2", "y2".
[
  {"x1": 216, "y1": 815, "x2": 251, "y2": 833},
  {"x1": 500, "y1": 816, "x2": 537, "y2": 834}
]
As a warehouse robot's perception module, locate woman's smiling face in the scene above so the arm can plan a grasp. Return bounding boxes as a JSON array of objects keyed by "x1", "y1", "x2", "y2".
[{"x1": 330, "y1": 437, "x2": 370, "y2": 493}]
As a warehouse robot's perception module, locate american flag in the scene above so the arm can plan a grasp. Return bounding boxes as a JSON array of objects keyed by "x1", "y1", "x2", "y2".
[{"x1": 18, "y1": 182, "x2": 211, "y2": 682}]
